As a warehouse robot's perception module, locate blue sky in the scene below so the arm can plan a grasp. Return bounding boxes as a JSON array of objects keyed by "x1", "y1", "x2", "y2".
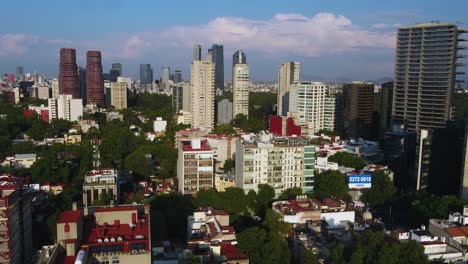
[{"x1": 1, "y1": 0, "x2": 467, "y2": 81}]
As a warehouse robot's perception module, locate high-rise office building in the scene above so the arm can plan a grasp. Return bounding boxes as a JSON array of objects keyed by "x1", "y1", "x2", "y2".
[
  {"x1": 343, "y1": 81, "x2": 374, "y2": 138},
  {"x1": 232, "y1": 50, "x2": 247, "y2": 67},
  {"x1": 217, "y1": 99, "x2": 233, "y2": 124},
  {"x1": 232, "y1": 64, "x2": 250, "y2": 118},
  {"x1": 211, "y1": 44, "x2": 224, "y2": 91},
  {"x1": 111, "y1": 62, "x2": 122, "y2": 76},
  {"x1": 393, "y1": 22, "x2": 467, "y2": 132},
  {"x1": 277, "y1": 62, "x2": 300, "y2": 116},
  {"x1": 161, "y1": 65, "x2": 170, "y2": 83},
  {"x1": 174, "y1": 70, "x2": 182, "y2": 83},
  {"x1": 140, "y1": 64, "x2": 153, "y2": 85},
  {"x1": 109, "y1": 82, "x2": 127, "y2": 110},
  {"x1": 289, "y1": 81, "x2": 329, "y2": 134},
  {"x1": 15, "y1": 66, "x2": 23, "y2": 81},
  {"x1": 86, "y1": 51, "x2": 104, "y2": 106},
  {"x1": 190, "y1": 60, "x2": 215, "y2": 129},
  {"x1": 193, "y1": 44, "x2": 202, "y2": 61},
  {"x1": 59, "y1": 48, "x2": 80, "y2": 98},
  {"x1": 205, "y1": 49, "x2": 213, "y2": 62},
  {"x1": 78, "y1": 67, "x2": 86, "y2": 105},
  {"x1": 379, "y1": 81, "x2": 393, "y2": 137}
]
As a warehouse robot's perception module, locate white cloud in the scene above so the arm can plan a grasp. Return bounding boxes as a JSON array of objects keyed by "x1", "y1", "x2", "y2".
[
  {"x1": 0, "y1": 34, "x2": 39, "y2": 56},
  {"x1": 371, "y1": 23, "x2": 390, "y2": 29}
]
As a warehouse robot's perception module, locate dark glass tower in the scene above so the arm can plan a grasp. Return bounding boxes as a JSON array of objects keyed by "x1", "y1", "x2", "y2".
[
  {"x1": 86, "y1": 51, "x2": 104, "y2": 106},
  {"x1": 78, "y1": 67, "x2": 87, "y2": 105},
  {"x1": 111, "y1": 62, "x2": 122, "y2": 76},
  {"x1": 212, "y1": 44, "x2": 224, "y2": 91},
  {"x1": 140, "y1": 64, "x2": 153, "y2": 85},
  {"x1": 232, "y1": 50, "x2": 247, "y2": 67},
  {"x1": 174, "y1": 70, "x2": 182, "y2": 83},
  {"x1": 59, "y1": 48, "x2": 80, "y2": 98}
]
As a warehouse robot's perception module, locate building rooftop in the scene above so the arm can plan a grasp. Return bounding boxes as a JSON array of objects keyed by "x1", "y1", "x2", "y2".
[
  {"x1": 446, "y1": 226, "x2": 468, "y2": 237},
  {"x1": 181, "y1": 139, "x2": 212, "y2": 152},
  {"x1": 221, "y1": 242, "x2": 248, "y2": 260},
  {"x1": 57, "y1": 210, "x2": 81, "y2": 224}
]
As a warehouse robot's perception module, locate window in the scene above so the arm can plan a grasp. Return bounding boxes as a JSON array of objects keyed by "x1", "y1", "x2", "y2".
[
  {"x1": 101, "y1": 257, "x2": 109, "y2": 264},
  {"x1": 112, "y1": 256, "x2": 119, "y2": 264}
]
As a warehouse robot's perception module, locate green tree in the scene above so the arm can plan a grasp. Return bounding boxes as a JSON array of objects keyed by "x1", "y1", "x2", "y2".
[
  {"x1": 250, "y1": 184, "x2": 275, "y2": 218},
  {"x1": 313, "y1": 170, "x2": 349, "y2": 200},
  {"x1": 263, "y1": 209, "x2": 290, "y2": 239},
  {"x1": 328, "y1": 152, "x2": 367, "y2": 169},
  {"x1": 329, "y1": 241, "x2": 346, "y2": 264},
  {"x1": 92, "y1": 192, "x2": 115, "y2": 206},
  {"x1": 128, "y1": 190, "x2": 145, "y2": 204},
  {"x1": 361, "y1": 170, "x2": 396, "y2": 207},
  {"x1": 278, "y1": 187, "x2": 303, "y2": 200},
  {"x1": 211, "y1": 124, "x2": 235, "y2": 135},
  {"x1": 303, "y1": 249, "x2": 320, "y2": 264},
  {"x1": 398, "y1": 240, "x2": 429, "y2": 264},
  {"x1": 222, "y1": 158, "x2": 235, "y2": 172}
]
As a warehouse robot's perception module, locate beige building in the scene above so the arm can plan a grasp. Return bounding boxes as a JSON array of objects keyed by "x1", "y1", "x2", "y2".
[
  {"x1": 277, "y1": 62, "x2": 300, "y2": 116},
  {"x1": 232, "y1": 64, "x2": 250, "y2": 118},
  {"x1": 215, "y1": 173, "x2": 236, "y2": 192},
  {"x1": 64, "y1": 134, "x2": 82, "y2": 144},
  {"x1": 110, "y1": 82, "x2": 127, "y2": 109},
  {"x1": 190, "y1": 60, "x2": 215, "y2": 130}
]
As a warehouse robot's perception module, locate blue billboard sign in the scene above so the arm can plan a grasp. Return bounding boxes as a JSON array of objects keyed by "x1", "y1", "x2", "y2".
[{"x1": 348, "y1": 174, "x2": 372, "y2": 189}]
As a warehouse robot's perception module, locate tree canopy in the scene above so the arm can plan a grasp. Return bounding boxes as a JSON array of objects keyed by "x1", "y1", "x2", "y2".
[
  {"x1": 361, "y1": 170, "x2": 397, "y2": 207},
  {"x1": 313, "y1": 170, "x2": 350, "y2": 201},
  {"x1": 328, "y1": 152, "x2": 367, "y2": 169}
]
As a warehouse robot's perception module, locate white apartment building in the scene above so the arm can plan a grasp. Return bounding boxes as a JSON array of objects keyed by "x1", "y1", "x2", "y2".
[
  {"x1": 190, "y1": 60, "x2": 215, "y2": 130},
  {"x1": 324, "y1": 95, "x2": 336, "y2": 131},
  {"x1": 277, "y1": 62, "x2": 300, "y2": 116},
  {"x1": 37, "y1": 85, "x2": 50, "y2": 100},
  {"x1": 110, "y1": 82, "x2": 127, "y2": 110},
  {"x1": 177, "y1": 139, "x2": 214, "y2": 195},
  {"x1": 289, "y1": 81, "x2": 329, "y2": 134},
  {"x1": 153, "y1": 117, "x2": 167, "y2": 133},
  {"x1": 48, "y1": 94, "x2": 83, "y2": 123},
  {"x1": 235, "y1": 134, "x2": 315, "y2": 196},
  {"x1": 51, "y1": 79, "x2": 59, "y2": 98},
  {"x1": 232, "y1": 64, "x2": 249, "y2": 118},
  {"x1": 82, "y1": 168, "x2": 119, "y2": 206}
]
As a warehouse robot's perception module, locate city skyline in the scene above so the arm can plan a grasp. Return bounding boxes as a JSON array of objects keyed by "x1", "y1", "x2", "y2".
[{"x1": 0, "y1": 0, "x2": 467, "y2": 81}]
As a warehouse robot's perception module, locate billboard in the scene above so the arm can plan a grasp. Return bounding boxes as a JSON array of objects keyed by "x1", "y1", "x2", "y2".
[{"x1": 348, "y1": 174, "x2": 372, "y2": 189}]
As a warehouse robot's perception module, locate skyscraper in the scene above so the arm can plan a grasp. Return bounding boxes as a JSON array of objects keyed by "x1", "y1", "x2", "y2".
[
  {"x1": 111, "y1": 62, "x2": 122, "y2": 76},
  {"x1": 190, "y1": 60, "x2": 215, "y2": 129},
  {"x1": 161, "y1": 65, "x2": 170, "y2": 83},
  {"x1": 205, "y1": 49, "x2": 213, "y2": 62},
  {"x1": 343, "y1": 81, "x2": 374, "y2": 138},
  {"x1": 232, "y1": 64, "x2": 250, "y2": 118},
  {"x1": 86, "y1": 51, "x2": 104, "y2": 106},
  {"x1": 15, "y1": 66, "x2": 23, "y2": 81},
  {"x1": 140, "y1": 64, "x2": 153, "y2": 85},
  {"x1": 174, "y1": 70, "x2": 182, "y2": 83},
  {"x1": 232, "y1": 50, "x2": 247, "y2": 67},
  {"x1": 211, "y1": 44, "x2": 224, "y2": 91},
  {"x1": 110, "y1": 82, "x2": 128, "y2": 110},
  {"x1": 78, "y1": 67, "x2": 86, "y2": 105},
  {"x1": 59, "y1": 48, "x2": 80, "y2": 98},
  {"x1": 393, "y1": 22, "x2": 467, "y2": 132},
  {"x1": 193, "y1": 44, "x2": 202, "y2": 61},
  {"x1": 277, "y1": 62, "x2": 300, "y2": 116},
  {"x1": 379, "y1": 81, "x2": 394, "y2": 137}
]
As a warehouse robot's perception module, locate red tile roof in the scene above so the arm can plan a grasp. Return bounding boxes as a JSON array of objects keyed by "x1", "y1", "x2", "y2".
[
  {"x1": 446, "y1": 226, "x2": 468, "y2": 237},
  {"x1": 94, "y1": 206, "x2": 138, "y2": 213},
  {"x1": 58, "y1": 210, "x2": 81, "y2": 223},
  {"x1": 221, "y1": 242, "x2": 248, "y2": 260}
]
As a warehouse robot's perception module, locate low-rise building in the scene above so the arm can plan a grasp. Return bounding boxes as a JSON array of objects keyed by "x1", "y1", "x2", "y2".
[
  {"x1": 82, "y1": 168, "x2": 119, "y2": 206},
  {"x1": 215, "y1": 173, "x2": 236, "y2": 192},
  {"x1": 57, "y1": 204, "x2": 151, "y2": 264},
  {"x1": 154, "y1": 117, "x2": 167, "y2": 134},
  {"x1": 1, "y1": 153, "x2": 37, "y2": 169}
]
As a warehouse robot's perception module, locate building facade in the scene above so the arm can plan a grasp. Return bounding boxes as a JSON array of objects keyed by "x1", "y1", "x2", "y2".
[
  {"x1": 235, "y1": 134, "x2": 313, "y2": 196},
  {"x1": 277, "y1": 62, "x2": 300, "y2": 116},
  {"x1": 193, "y1": 44, "x2": 202, "y2": 61},
  {"x1": 190, "y1": 60, "x2": 215, "y2": 130},
  {"x1": 289, "y1": 81, "x2": 329, "y2": 134},
  {"x1": 212, "y1": 44, "x2": 224, "y2": 91},
  {"x1": 59, "y1": 48, "x2": 80, "y2": 99},
  {"x1": 161, "y1": 65, "x2": 170, "y2": 83},
  {"x1": 217, "y1": 99, "x2": 233, "y2": 125},
  {"x1": 343, "y1": 81, "x2": 374, "y2": 138},
  {"x1": 140, "y1": 64, "x2": 153, "y2": 85},
  {"x1": 232, "y1": 64, "x2": 250, "y2": 118},
  {"x1": 86, "y1": 51, "x2": 104, "y2": 106},
  {"x1": 232, "y1": 50, "x2": 247, "y2": 66},
  {"x1": 393, "y1": 22, "x2": 467, "y2": 132},
  {"x1": 379, "y1": 81, "x2": 393, "y2": 136},
  {"x1": 48, "y1": 94, "x2": 83, "y2": 123},
  {"x1": 82, "y1": 168, "x2": 119, "y2": 207},
  {"x1": 177, "y1": 139, "x2": 214, "y2": 195},
  {"x1": 110, "y1": 82, "x2": 127, "y2": 110}
]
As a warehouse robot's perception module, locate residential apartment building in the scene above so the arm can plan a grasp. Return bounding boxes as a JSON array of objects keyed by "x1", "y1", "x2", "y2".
[
  {"x1": 232, "y1": 63, "x2": 250, "y2": 118},
  {"x1": 324, "y1": 95, "x2": 336, "y2": 132},
  {"x1": 190, "y1": 60, "x2": 215, "y2": 130},
  {"x1": 393, "y1": 22, "x2": 467, "y2": 132},
  {"x1": 48, "y1": 94, "x2": 83, "y2": 123},
  {"x1": 177, "y1": 139, "x2": 214, "y2": 195},
  {"x1": 277, "y1": 62, "x2": 300, "y2": 116},
  {"x1": 289, "y1": 81, "x2": 329, "y2": 134},
  {"x1": 235, "y1": 134, "x2": 314, "y2": 196},
  {"x1": 110, "y1": 82, "x2": 127, "y2": 109},
  {"x1": 0, "y1": 174, "x2": 34, "y2": 264}
]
